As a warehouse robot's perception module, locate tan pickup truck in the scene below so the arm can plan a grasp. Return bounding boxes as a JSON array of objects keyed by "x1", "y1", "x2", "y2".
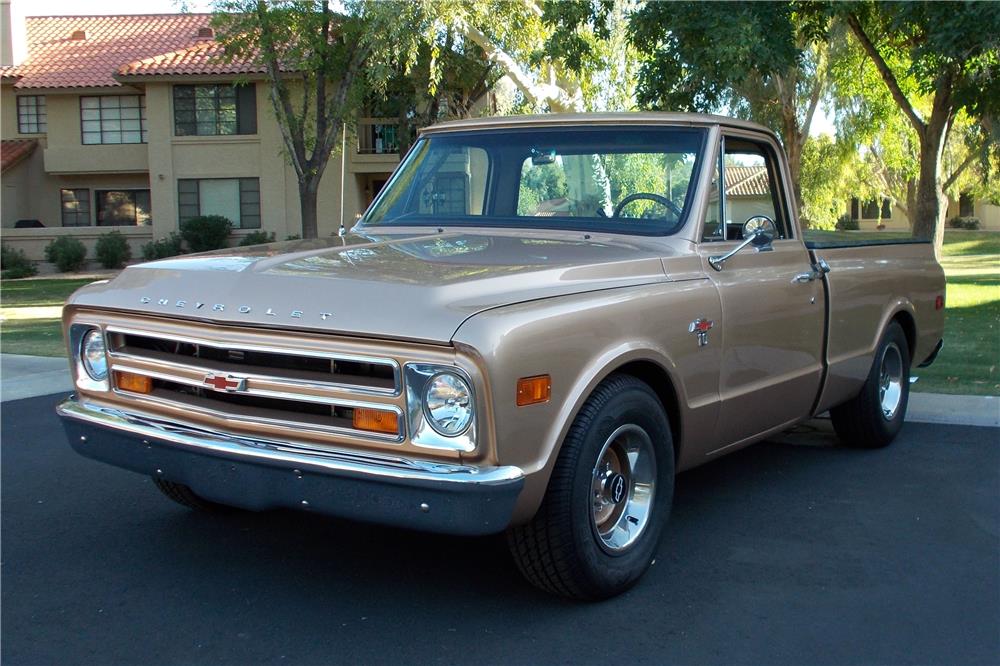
[{"x1": 58, "y1": 113, "x2": 945, "y2": 600}]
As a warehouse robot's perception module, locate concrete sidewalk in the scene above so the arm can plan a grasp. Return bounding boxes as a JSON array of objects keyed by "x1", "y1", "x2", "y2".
[
  {"x1": 1, "y1": 353, "x2": 997, "y2": 428},
  {"x1": 1, "y1": 354, "x2": 74, "y2": 403}
]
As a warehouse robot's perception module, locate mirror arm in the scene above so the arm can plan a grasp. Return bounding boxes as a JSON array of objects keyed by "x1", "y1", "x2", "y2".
[{"x1": 709, "y1": 231, "x2": 762, "y2": 271}]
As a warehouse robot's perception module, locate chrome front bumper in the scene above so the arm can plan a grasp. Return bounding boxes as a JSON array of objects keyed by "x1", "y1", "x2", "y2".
[{"x1": 57, "y1": 396, "x2": 523, "y2": 535}]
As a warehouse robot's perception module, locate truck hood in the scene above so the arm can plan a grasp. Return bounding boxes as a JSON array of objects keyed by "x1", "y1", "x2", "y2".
[{"x1": 68, "y1": 230, "x2": 669, "y2": 344}]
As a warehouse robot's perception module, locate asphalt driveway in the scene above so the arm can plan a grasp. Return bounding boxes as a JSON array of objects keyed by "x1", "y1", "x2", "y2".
[{"x1": 2, "y1": 393, "x2": 997, "y2": 665}]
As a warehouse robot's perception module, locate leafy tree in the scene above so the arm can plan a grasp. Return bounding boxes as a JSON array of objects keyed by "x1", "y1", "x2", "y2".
[
  {"x1": 628, "y1": 1, "x2": 831, "y2": 212},
  {"x1": 425, "y1": 0, "x2": 636, "y2": 114},
  {"x1": 835, "y1": 1, "x2": 1000, "y2": 251},
  {"x1": 368, "y1": 31, "x2": 502, "y2": 154},
  {"x1": 212, "y1": 1, "x2": 427, "y2": 238}
]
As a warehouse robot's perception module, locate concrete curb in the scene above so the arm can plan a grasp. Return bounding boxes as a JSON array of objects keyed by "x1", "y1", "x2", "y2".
[{"x1": 2, "y1": 354, "x2": 998, "y2": 428}]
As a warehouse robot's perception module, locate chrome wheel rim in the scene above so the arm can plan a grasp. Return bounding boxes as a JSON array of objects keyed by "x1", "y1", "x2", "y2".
[
  {"x1": 879, "y1": 342, "x2": 904, "y2": 420},
  {"x1": 591, "y1": 424, "x2": 657, "y2": 553}
]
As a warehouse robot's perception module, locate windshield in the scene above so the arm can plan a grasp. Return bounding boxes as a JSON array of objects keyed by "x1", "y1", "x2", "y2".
[{"x1": 361, "y1": 126, "x2": 706, "y2": 236}]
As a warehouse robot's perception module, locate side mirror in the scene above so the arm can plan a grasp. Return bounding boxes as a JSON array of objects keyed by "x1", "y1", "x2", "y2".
[
  {"x1": 743, "y1": 215, "x2": 776, "y2": 248},
  {"x1": 708, "y1": 216, "x2": 778, "y2": 271}
]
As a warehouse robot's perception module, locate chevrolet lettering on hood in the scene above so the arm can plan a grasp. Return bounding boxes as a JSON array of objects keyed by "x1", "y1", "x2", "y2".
[{"x1": 138, "y1": 296, "x2": 333, "y2": 321}]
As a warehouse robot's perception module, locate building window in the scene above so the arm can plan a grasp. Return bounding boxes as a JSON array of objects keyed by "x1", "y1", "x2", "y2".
[
  {"x1": 61, "y1": 189, "x2": 91, "y2": 227},
  {"x1": 173, "y1": 84, "x2": 257, "y2": 136},
  {"x1": 959, "y1": 192, "x2": 974, "y2": 217},
  {"x1": 96, "y1": 190, "x2": 151, "y2": 226},
  {"x1": 858, "y1": 197, "x2": 892, "y2": 220},
  {"x1": 861, "y1": 199, "x2": 879, "y2": 220},
  {"x1": 81, "y1": 96, "x2": 147, "y2": 144},
  {"x1": 17, "y1": 96, "x2": 47, "y2": 133},
  {"x1": 178, "y1": 178, "x2": 261, "y2": 229}
]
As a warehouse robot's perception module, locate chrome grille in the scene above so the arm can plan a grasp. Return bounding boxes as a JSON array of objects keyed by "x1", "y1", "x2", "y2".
[{"x1": 104, "y1": 326, "x2": 404, "y2": 443}]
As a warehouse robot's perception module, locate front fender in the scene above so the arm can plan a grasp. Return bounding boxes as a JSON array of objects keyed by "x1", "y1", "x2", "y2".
[{"x1": 453, "y1": 279, "x2": 722, "y2": 524}]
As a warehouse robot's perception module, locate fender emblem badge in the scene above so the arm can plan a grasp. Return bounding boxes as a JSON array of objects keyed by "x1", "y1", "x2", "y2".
[{"x1": 689, "y1": 319, "x2": 714, "y2": 347}]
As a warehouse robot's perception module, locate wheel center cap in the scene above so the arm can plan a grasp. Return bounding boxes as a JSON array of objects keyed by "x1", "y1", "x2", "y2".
[{"x1": 605, "y1": 472, "x2": 627, "y2": 504}]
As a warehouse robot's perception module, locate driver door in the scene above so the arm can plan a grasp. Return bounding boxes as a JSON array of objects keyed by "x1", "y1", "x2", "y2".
[{"x1": 699, "y1": 134, "x2": 825, "y2": 449}]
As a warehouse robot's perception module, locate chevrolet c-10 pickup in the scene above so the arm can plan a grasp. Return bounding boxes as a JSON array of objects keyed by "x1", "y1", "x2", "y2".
[{"x1": 58, "y1": 113, "x2": 945, "y2": 599}]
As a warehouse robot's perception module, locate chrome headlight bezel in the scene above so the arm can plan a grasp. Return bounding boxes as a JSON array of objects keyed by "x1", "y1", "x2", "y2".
[
  {"x1": 70, "y1": 323, "x2": 110, "y2": 391},
  {"x1": 404, "y1": 363, "x2": 477, "y2": 452}
]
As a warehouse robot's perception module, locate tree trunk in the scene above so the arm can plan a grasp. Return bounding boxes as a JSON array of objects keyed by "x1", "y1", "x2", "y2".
[
  {"x1": 912, "y1": 112, "x2": 950, "y2": 255},
  {"x1": 905, "y1": 178, "x2": 917, "y2": 229},
  {"x1": 299, "y1": 179, "x2": 320, "y2": 239}
]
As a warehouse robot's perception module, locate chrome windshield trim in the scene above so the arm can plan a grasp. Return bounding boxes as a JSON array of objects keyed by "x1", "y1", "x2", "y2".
[{"x1": 58, "y1": 397, "x2": 522, "y2": 486}]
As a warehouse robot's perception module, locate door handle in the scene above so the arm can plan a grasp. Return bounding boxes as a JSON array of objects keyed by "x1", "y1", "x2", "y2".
[{"x1": 791, "y1": 258, "x2": 831, "y2": 284}]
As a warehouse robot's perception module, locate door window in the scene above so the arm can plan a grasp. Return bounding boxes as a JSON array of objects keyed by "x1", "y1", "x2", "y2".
[{"x1": 702, "y1": 137, "x2": 788, "y2": 241}]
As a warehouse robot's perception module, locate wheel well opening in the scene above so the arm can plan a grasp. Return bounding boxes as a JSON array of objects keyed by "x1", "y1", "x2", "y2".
[
  {"x1": 614, "y1": 360, "x2": 681, "y2": 462},
  {"x1": 891, "y1": 311, "x2": 916, "y2": 358}
]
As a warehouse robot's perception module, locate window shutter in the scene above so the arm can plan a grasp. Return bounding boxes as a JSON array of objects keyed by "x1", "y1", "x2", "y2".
[
  {"x1": 881, "y1": 198, "x2": 891, "y2": 219},
  {"x1": 850, "y1": 197, "x2": 859, "y2": 220}
]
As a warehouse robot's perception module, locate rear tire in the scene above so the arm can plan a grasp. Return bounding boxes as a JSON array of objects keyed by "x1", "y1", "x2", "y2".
[
  {"x1": 152, "y1": 477, "x2": 231, "y2": 512},
  {"x1": 507, "y1": 374, "x2": 674, "y2": 601},
  {"x1": 831, "y1": 321, "x2": 911, "y2": 449}
]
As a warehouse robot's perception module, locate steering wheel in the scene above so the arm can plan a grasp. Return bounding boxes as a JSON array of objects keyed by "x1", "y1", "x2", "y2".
[{"x1": 613, "y1": 193, "x2": 683, "y2": 219}]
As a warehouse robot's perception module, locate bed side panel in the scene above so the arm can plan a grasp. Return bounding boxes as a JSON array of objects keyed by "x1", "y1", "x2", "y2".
[{"x1": 813, "y1": 243, "x2": 945, "y2": 414}]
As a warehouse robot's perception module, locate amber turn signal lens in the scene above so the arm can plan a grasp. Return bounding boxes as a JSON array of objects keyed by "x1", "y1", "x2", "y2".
[
  {"x1": 114, "y1": 371, "x2": 152, "y2": 394},
  {"x1": 353, "y1": 407, "x2": 399, "y2": 435},
  {"x1": 517, "y1": 375, "x2": 551, "y2": 406}
]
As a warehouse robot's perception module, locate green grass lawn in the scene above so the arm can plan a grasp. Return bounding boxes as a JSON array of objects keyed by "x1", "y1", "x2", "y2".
[
  {"x1": 914, "y1": 246, "x2": 999, "y2": 396},
  {"x1": 1, "y1": 278, "x2": 92, "y2": 357},
  {"x1": 2, "y1": 233, "x2": 998, "y2": 394},
  {"x1": 941, "y1": 230, "x2": 1000, "y2": 257}
]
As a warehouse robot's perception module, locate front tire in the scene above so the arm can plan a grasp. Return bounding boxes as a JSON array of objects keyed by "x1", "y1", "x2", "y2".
[
  {"x1": 831, "y1": 321, "x2": 911, "y2": 449},
  {"x1": 152, "y1": 477, "x2": 231, "y2": 512},
  {"x1": 507, "y1": 374, "x2": 674, "y2": 600}
]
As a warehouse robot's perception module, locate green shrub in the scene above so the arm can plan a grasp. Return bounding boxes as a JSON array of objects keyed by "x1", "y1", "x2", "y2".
[
  {"x1": 284, "y1": 234, "x2": 301, "y2": 241},
  {"x1": 947, "y1": 216, "x2": 981, "y2": 230},
  {"x1": 835, "y1": 214, "x2": 859, "y2": 231},
  {"x1": 141, "y1": 233, "x2": 185, "y2": 261},
  {"x1": 238, "y1": 231, "x2": 276, "y2": 247},
  {"x1": 94, "y1": 231, "x2": 132, "y2": 269},
  {"x1": 180, "y1": 215, "x2": 232, "y2": 252},
  {"x1": 44, "y1": 236, "x2": 87, "y2": 272},
  {"x1": 1, "y1": 244, "x2": 38, "y2": 279}
]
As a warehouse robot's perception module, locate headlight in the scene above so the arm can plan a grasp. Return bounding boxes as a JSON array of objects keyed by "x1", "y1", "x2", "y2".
[
  {"x1": 80, "y1": 329, "x2": 108, "y2": 381},
  {"x1": 404, "y1": 364, "x2": 477, "y2": 452},
  {"x1": 424, "y1": 372, "x2": 473, "y2": 436}
]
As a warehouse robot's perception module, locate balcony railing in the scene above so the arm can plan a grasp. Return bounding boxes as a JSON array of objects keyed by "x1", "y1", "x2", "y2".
[{"x1": 357, "y1": 118, "x2": 401, "y2": 155}]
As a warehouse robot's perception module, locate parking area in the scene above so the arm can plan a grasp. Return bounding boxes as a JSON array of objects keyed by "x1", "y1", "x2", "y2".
[{"x1": 2, "y1": 392, "x2": 997, "y2": 665}]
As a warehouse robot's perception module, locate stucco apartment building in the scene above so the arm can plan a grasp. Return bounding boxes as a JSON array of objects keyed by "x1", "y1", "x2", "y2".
[
  {"x1": 843, "y1": 194, "x2": 1000, "y2": 232},
  {"x1": 0, "y1": 10, "x2": 413, "y2": 262}
]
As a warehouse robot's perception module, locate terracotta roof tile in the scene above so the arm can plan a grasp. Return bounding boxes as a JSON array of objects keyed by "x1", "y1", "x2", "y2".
[
  {"x1": 725, "y1": 165, "x2": 770, "y2": 198},
  {"x1": 7, "y1": 14, "x2": 228, "y2": 89},
  {"x1": 118, "y1": 41, "x2": 266, "y2": 78},
  {"x1": 1, "y1": 139, "x2": 38, "y2": 173}
]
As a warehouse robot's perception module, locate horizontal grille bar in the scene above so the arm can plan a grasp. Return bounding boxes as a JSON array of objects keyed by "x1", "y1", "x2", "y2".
[
  {"x1": 106, "y1": 327, "x2": 400, "y2": 396},
  {"x1": 103, "y1": 326, "x2": 404, "y2": 443}
]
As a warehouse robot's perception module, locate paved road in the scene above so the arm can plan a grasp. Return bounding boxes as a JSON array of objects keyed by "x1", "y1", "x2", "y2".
[{"x1": 3, "y1": 394, "x2": 998, "y2": 665}]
